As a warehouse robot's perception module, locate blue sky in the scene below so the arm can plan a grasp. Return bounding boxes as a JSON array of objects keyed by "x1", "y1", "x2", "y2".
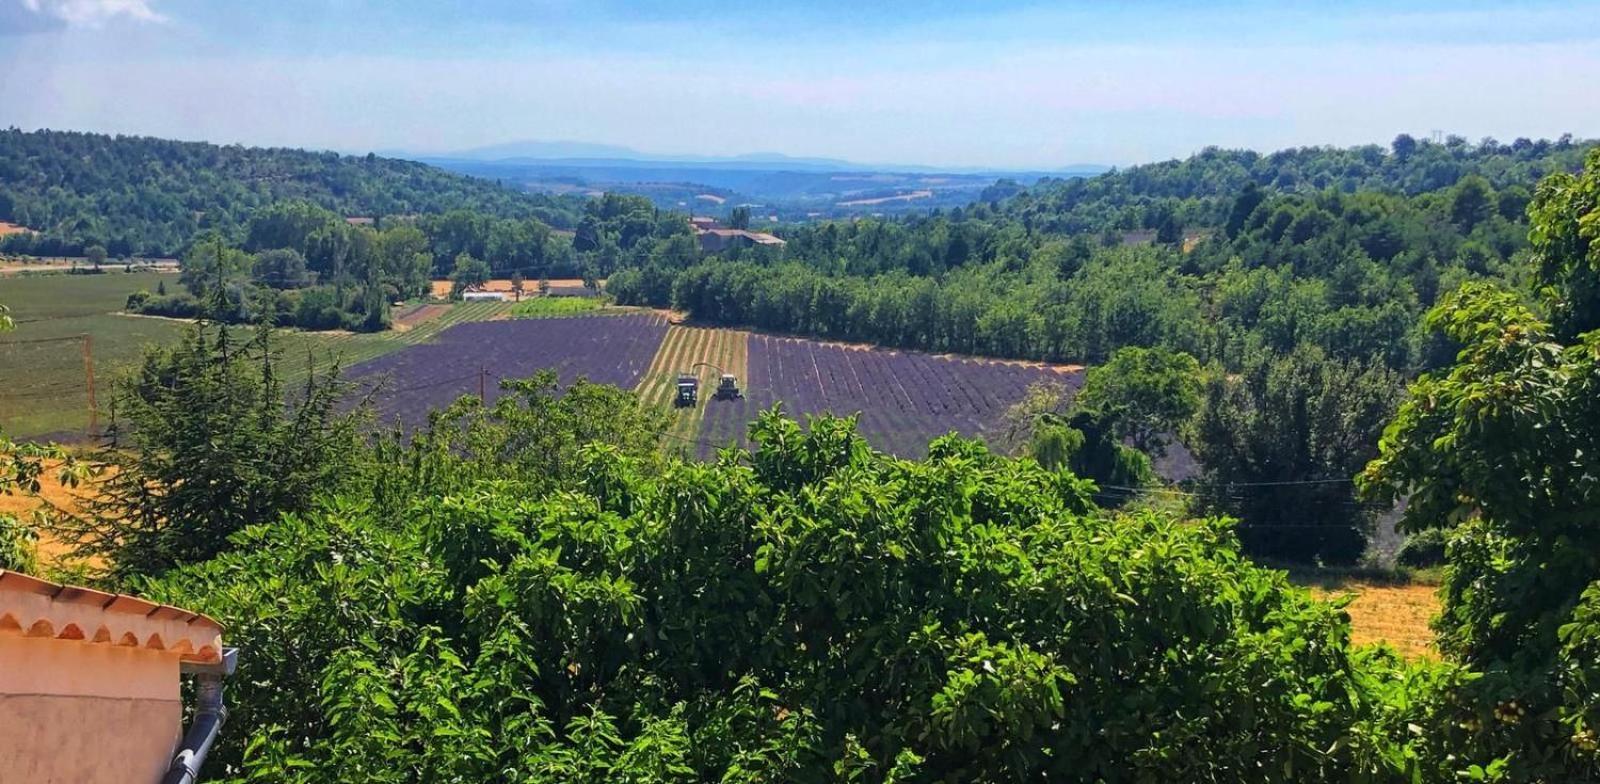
[{"x1": 1, "y1": 0, "x2": 1596, "y2": 168}]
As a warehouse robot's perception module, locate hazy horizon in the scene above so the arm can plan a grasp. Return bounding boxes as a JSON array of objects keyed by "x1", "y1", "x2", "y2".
[{"x1": 2, "y1": 0, "x2": 1598, "y2": 169}]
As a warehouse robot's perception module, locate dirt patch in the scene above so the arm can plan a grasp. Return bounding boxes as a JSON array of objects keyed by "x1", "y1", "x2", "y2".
[
  {"x1": 0, "y1": 257, "x2": 179, "y2": 276},
  {"x1": 0, "y1": 459, "x2": 107, "y2": 571},
  {"x1": 427, "y1": 278, "x2": 599, "y2": 299},
  {"x1": 393, "y1": 303, "x2": 447, "y2": 329},
  {"x1": 0, "y1": 221, "x2": 34, "y2": 237},
  {"x1": 695, "y1": 194, "x2": 727, "y2": 204}
]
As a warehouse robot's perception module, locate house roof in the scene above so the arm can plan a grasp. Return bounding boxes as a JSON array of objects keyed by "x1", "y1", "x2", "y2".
[
  {"x1": 0, "y1": 570, "x2": 224, "y2": 664},
  {"x1": 701, "y1": 228, "x2": 786, "y2": 245}
]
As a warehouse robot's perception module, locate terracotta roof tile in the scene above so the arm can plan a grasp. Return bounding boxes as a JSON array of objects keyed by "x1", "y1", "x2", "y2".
[{"x1": 0, "y1": 570, "x2": 223, "y2": 663}]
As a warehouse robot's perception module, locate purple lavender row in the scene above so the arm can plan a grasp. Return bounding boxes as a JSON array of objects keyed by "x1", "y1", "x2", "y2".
[
  {"x1": 349, "y1": 314, "x2": 668, "y2": 431},
  {"x1": 707, "y1": 335, "x2": 1081, "y2": 459}
]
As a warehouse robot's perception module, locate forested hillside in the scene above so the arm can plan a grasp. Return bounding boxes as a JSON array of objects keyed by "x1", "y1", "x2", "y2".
[
  {"x1": 121, "y1": 193, "x2": 686, "y2": 331},
  {"x1": 1012, "y1": 134, "x2": 1592, "y2": 235},
  {"x1": 0, "y1": 128, "x2": 587, "y2": 257},
  {"x1": 605, "y1": 135, "x2": 1596, "y2": 561},
  {"x1": 616, "y1": 135, "x2": 1593, "y2": 373}
]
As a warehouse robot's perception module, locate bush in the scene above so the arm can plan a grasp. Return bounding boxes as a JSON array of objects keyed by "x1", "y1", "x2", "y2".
[
  {"x1": 128, "y1": 292, "x2": 201, "y2": 319},
  {"x1": 1395, "y1": 528, "x2": 1446, "y2": 568},
  {"x1": 0, "y1": 513, "x2": 38, "y2": 573}
]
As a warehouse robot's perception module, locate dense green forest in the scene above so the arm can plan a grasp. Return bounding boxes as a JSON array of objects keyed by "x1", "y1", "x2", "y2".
[
  {"x1": 0, "y1": 145, "x2": 1597, "y2": 781},
  {"x1": 617, "y1": 135, "x2": 1593, "y2": 372},
  {"x1": 0, "y1": 128, "x2": 587, "y2": 257}
]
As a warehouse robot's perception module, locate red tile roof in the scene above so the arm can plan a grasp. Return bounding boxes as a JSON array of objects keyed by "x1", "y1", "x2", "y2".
[{"x1": 0, "y1": 570, "x2": 224, "y2": 663}]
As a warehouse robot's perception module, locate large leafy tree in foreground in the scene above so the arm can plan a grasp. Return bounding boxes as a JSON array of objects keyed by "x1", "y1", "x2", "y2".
[
  {"x1": 1362, "y1": 148, "x2": 1600, "y2": 779},
  {"x1": 149, "y1": 412, "x2": 1444, "y2": 783}
]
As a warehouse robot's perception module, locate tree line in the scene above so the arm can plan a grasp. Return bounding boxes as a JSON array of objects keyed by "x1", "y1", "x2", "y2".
[{"x1": 122, "y1": 193, "x2": 689, "y2": 330}]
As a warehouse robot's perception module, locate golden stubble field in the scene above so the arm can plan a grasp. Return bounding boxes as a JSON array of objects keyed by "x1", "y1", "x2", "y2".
[
  {"x1": 0, "y1": 459, "x2": 104, "y2": 569},
  {"x1": 1309, "y1": 581, "x2": 1441, "y2": 659}
]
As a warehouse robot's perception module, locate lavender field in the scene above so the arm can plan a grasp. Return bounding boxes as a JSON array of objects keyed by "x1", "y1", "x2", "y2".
[
  {"x1": 699, "y1": 335, "x2": 1082, "y2": 458},
  {"x1": 349, "y1": 313, "x2": 668, "y2": 429},
  {"x1": 347, "y1": 315, "x2": 1081, "y2": 458}
]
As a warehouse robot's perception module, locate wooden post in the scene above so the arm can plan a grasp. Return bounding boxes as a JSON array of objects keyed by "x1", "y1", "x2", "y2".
[
  {"x1": 479, "y1": 365, "x2": 486, "y2": 403},
  {"x1": 82, "y1": 333, "x2": 97, "y2": 435}
]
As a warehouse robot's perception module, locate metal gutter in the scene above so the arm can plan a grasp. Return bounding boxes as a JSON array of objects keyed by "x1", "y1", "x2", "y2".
[{"x1": 162, "y1": 647, "x2": 239, "y2": 784}]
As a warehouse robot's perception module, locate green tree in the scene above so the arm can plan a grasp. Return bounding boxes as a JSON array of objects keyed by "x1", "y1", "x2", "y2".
[
  {"x1": 1392, "y1": 133, "x2": 1419, "y2": 161},
  {"x1": 1529, "y1": 148, "x2": 1600, "y2": 339},
  {"x1": 1189, "y1": 347, "x2": 1401, "y2": 563},
  {"x1": 1075, "y1": 346, "x2": 1201, "y2": 454},
  {"x1": 1449, "y1": 175, "x2": 1494, "y2": 231},
  {"x1": 406, "y1": 369, "x2": 668, "y2": 496},
  {"x1": 1362, "y1": 158, "x2": 1600, "y2": 776},
  {"x1": 251, "y1": 248, "x2": 313, "y2": 289},
  {"x1": 85, "y1": 243, "x2": 106, "y2": 270},
  {"x1": 448, "y1": 252, "x2": 491, "y2": 299},
  {"x1": 1003, "y1": 381, "x2": 1154, "y2": 495},
  {"x1": 59, "y1": 325, "x2": 367, "y2": 579},
  {"x1": 728, "y1": 206, "x2": 752, "y2": 230},
  {"x1": 1362, "y1": 283, "x2": 1600, "y2": 778},
  {"x1": 179, "y1": 233, "x2": 251, "y2": 302}
]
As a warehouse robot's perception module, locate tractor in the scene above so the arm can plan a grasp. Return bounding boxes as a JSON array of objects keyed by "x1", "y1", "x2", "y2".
[
  {"x1": 714, "y1": 373, "x2": 743, "y2": 400},
  {"x1": 674, "y1": 374, "x2": 699, "y2": 407}
]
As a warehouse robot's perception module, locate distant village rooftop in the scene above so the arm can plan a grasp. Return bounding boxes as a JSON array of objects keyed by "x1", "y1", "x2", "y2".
[{"x1": 689, "y1": 216, "x2": 785, "y2": 253}]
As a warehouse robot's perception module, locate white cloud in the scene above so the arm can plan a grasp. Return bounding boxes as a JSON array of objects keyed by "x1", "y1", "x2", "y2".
[{"x1": 20, "y1": 0, "x2": 164, "y2": 27}]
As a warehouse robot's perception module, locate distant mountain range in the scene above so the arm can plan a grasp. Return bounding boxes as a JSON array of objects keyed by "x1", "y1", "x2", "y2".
[
  {"x1": 387, "y1": 140, "x2": 1109, "y2": 177},
  {"x1": 382, "y1": 140, "x2": 1109, "y2": 221}
]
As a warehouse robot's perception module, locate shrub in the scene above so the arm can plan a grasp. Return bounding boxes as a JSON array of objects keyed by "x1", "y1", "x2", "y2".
[
  {"x1": 128, "y1": 292, "x2": 201, "y2": 319},
  {"x1": 0, "y1": 513, "x2": 38, "y2": 573},
  {"x1": 1395, "y1": 528, "x2": 1446, "y2": 568}
]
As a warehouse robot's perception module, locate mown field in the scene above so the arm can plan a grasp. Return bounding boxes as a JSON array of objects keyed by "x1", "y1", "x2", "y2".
[{"x1": 0, "y1": 272, "x2": 185, "y2": 439}]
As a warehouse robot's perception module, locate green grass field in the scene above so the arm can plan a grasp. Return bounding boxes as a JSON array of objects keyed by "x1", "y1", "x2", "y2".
[
  {"x1": 0, "y1": 273, "x2": 515, "y2": 441},
  {"x1": 508, "y1": 296, "x2": 604, "y2": 318},
  {"x1": 1, "y1": 272, "x2": 185, "y2": 439}
]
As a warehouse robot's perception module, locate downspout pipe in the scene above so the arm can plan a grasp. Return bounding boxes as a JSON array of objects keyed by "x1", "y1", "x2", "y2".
[{"x1": 163, "y1": 647, "x2": 239, "y2": 784}]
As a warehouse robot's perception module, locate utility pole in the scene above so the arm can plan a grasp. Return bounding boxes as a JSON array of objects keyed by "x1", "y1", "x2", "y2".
[
  {"x1": 479, "y1": 365, "x2": 486, "y2": 403},
  {"x1": 82, "y1": 333, "x2": 97, "y2": 436}
]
